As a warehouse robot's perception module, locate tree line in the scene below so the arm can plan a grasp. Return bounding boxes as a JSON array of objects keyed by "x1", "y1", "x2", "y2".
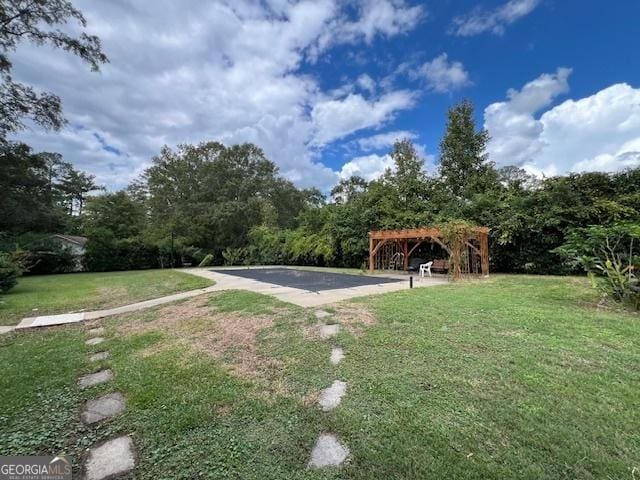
[{"x1": 2, "y1": 99, "x2": 638, "y2": 277}]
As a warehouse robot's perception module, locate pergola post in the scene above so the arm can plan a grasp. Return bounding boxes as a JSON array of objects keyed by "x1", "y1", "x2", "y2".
[
  {"x1": 480, "y1": 232, "x2": 490, "y2": 276},
  {"x1": 369, "y1": 234, "x2": 374, "y2": 273}
]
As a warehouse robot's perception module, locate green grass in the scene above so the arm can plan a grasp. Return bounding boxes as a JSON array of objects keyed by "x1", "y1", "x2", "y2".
[
  {"x1": 1, "y1": 275, "x2": 638, "y2": 478},
  {"x1": 0, "y1": 270, "x2": 213, "y2": 325}
]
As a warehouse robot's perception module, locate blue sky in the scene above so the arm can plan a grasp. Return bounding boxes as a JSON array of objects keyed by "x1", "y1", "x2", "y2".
[{"x1": 12, "y1": 0, "x2": 640, "y2": 190}]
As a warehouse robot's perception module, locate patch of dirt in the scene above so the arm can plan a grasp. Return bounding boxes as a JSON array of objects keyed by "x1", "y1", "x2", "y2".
[{"x1": 116, "y1": 297, "x2": 279, "y2": 378}]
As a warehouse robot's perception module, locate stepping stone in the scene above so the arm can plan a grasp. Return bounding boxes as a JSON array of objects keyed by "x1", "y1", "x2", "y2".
[
  {"x1": 318, "y1": 380, "x2": 348, "y2": 411},
  {"x1": 82, "y1": 392, "x2": 126, "y2": 424},
  {"x1": 308, "y1": 434, "x2": 349, "y2": 468},
  {"x1": 90, "y1": 351, "x2": 110, "y2": 362},
  {"x1": 78, "y1": 369, "x2": 113, "y2": 389},
  {"x1": 330, "y1": 347, "x2": 344, "y2": 365},
  {"x1": 88, "y1": 327, "x2": 105, "y2": 336},
  {"x1": 85, "y1": 435, "x2": 135, "y2": 480},
  {"x1": 318, "y1": 324, "x2": 339, "y2": 339},
  {"x1": 315, "y1": 310, "x2": 331, "y2": 319},
  {"x1": 86, "y1": 337, "x2": 105, "y2": 346}
]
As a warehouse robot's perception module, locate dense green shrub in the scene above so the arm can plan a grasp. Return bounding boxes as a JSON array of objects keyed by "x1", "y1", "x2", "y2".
[
  {"x1": 557, "y1": 224, "x2": 640, "y2": 310},
  {"x1": 0, "y1": 253, "x2": 24, "y2": 293},
  {"x1": 84, "y1": 230, "x2": 160, "y2": 272},
  {"x1": 0, "y1": 233, "x2": 78, "y2": 275}
]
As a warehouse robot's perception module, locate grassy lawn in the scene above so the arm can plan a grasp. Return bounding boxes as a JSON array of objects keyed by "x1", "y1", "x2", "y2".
[
  {"x1": 0, "y1": 270, "x2": 213, "y2": 326},
  {"x1": 1, "y1": 275, "x2": 638, "y2": 478}
]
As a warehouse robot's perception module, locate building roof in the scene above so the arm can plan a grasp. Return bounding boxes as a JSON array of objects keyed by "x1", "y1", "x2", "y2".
[{"x1": 54, "y1": 234, "x2": 88, "y2": 247}]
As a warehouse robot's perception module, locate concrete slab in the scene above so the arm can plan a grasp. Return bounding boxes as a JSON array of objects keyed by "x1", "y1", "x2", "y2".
[
  {"x1": 88, "y1": 327, "x2": 105, "y2": 336},
  {"x1": 85, "y1": 337, "x2": 105, "y2": 346},
  {"x1": 0, "y1": 326, "x2": 15, "y2": 335},
  {"x1": 89, "y1": 351, "x2": 110, "y2": 362},
  {"x1": 315, "y1": 310, "x2": 332, "y2": 319},
  {"x1": 318, "y1": 380, "x2": 347, "y2": 411},
  {"x1": 318, "y1": 324, "x2": 339, "y2": 339},
  {"x1": 29, "y1": 312, "x2": 85, "y2": 327},
  {"x1": 78, "y1": 369, "x2": 113, "y2": 389},
  {"x1": 82, "y1": 392, "x2": 126, "y2": 424},
  {"x1": 308, "y1": 434, "x2": 349, "y2": 468},
  {"x1": 330, "y1": 347, "x2": 344, "y2": 365},
  {"x1": 85, "y1": 435, "x2": 135, "y2": 480}
]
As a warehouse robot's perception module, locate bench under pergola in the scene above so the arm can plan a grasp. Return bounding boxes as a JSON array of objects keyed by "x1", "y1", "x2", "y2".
[{"x1": 368, "y1": 226, "x2": 490, "y2": 278}]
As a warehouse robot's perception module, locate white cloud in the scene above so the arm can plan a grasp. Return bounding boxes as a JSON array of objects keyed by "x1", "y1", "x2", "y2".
[
  {"x1": 484, "y1": 69, "x2": 640, "y2": 175},
  {"x1": 10, "y1": 0, "x2": 423, "y2": 191},
  {"x1": 311, "y1": 90, "x2": 417, "y2": 146},
  {"x1": 339, "y1": 153, "x2": 394, "y2": 180},
  {"x1": 413, "y1": 53, "x2": 471, "y2": 93},
  {"x1": 357, "y1": 130, "x2": 417, "y2": 150},
  {"x1": 451, "y1": 0, "x2": 540, "y2": 37},
  {"x1": 356, "y1": 73, "x2": 376, "y2": 94}
]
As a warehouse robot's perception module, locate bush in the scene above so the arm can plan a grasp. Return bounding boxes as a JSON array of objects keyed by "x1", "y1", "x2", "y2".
[
  {"x1": 0, "y1": 233, "x2": 78, "y2": 275},
  {"x1": 557, "y1": 223, "x2": 640, "y2": 310},
  {"x1": 0, "y1": 253, "x2": 24, "y2": 293},
  {"x1": 198, "y1": 254, "x2": 214, "y2": 267},
  {"x1": 84, "y1": 230, "x2": 160, "y2": 272}
]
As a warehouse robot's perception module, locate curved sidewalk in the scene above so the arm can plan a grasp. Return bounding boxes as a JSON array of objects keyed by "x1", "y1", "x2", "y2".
[{"x1": 9, "y1": 267, "x2": 446, "y2": 332}]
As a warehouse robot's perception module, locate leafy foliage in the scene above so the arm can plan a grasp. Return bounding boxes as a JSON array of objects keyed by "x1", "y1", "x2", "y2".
[
  {"x1": 0, "y1": 252, "x2": 23, "y2": 293},
  {"x1": 557, "y1": 224, "x2": 640, "y2": 309},
  {"x1": 0, "y1": 0, "x2": 108, "y2": 140}
]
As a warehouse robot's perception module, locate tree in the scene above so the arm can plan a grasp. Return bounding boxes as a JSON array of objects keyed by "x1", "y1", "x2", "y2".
[
  {"x1": 439, "y1": 99, "x2": 496, "y2": 199},
  {"x1": 0, "y1": 0, "x2": 108, "y2": 141},
  {"x1": 59, "y1": 168, "x2": 102, "y2": 215},
  {"x1": 0, "y1": 142, "x2": 67, "y2": 233},
  {"x1": 84, "y1": 191, "x2": 146, "y2": 239}
]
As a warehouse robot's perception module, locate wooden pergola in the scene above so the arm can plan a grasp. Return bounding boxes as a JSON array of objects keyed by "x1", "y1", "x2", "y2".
[{"x1": 368, "y1": 227, "x2": 490, "y2": 277}]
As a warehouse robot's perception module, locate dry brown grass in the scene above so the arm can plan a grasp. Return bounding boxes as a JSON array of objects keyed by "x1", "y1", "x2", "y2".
[{"x1": 115, "y1": 297, "x2": 279, "y2": 378}]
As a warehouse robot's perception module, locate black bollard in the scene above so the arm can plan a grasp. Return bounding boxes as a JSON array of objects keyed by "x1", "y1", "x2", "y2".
[{"x1": 409, "y1": 276, "x2": 413, "y2": 288}]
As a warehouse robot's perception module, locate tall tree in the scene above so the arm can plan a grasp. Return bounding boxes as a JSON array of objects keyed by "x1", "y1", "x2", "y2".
[
  {"x1": 59, "y1": 168, "x2": 102, "y2": 215},
  {"x1": 0, "y1": 0, "x2": 108, "y2": 141},
  {"x1": 439, "y1": 99, "x2": 496, "y2": 199}
]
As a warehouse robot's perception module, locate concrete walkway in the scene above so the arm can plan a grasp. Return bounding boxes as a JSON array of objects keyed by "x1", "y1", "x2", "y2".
[
  {"x1": 15, "y1": 285, "x2": 220, "y2": 330},
  {"x1": 12, "y1": 267, "x2": 446, "y2": 330}
]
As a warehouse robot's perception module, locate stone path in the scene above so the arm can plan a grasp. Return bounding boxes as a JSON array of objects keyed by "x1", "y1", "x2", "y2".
[
  {"x1": 80, "y1": 325, "x2": 136, "y2": 478},
  {"x1": 82, "y1": 392, "x2": 126, "y2": 424},
  {"x1": 318, "y1": 380, "x2": 347, "y2": 412},
  {"x1": 318, "y1": 324, "x2": 339, "y2": 339},
  {"x1": 308, "y1": 434, "x2": 350, "y2": 468},
  {"x1": 78, "y1": 369, "x2": 113, "y2": 389},
  {"x1": 330, "y1": 347, "x2": 344, "y2": 365},
  {"x1": 308, "y1": 309, "x2": 350, "y2": 468},
  {"x1": 90, "y1": 351, "x2": 110, "y2": 362},
  {"x1": 85, "y1": 436, "x2": 135, "y2": 480}
]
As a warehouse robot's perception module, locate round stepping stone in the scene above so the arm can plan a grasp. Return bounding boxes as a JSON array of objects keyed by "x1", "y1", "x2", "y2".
[
  {"x1": 86, "y1": 337, "x2": 105, "y2": 346},
  {"x1": 90, "y1": 351, "x2": 110, "y2": 362},
  {"x1": 318, "y1": 380, "x2": 347, "y2": 412},
  {"x1": 315, "y1": 310, "x2": 332, "y2": 319},
  {"x1": 330, "y1": 347, "x2": 344, "y2": 365},
  {"x1": 88, "y1": 327, "x2": 105, "y2": 336},
  {"x1": 82, "y1": 392, "x2": 126, "y2": 424},
  {"x1": 85, "y1": 435, "x2": 135, "y2": 480},
  {"x1": 318, "y1": 324, "x2": 339, "y2": 339},
  {"x1": 78, "y1": 369, "x2": 113, "y2": 389},
  {"x1": 308, "y1": 434, "x2": 349, "y2": 468}
]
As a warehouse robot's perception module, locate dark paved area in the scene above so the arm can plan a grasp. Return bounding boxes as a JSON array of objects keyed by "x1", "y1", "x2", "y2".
[{"x1": 212, "y1": 267, "x2": 403, "y2": 292}]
